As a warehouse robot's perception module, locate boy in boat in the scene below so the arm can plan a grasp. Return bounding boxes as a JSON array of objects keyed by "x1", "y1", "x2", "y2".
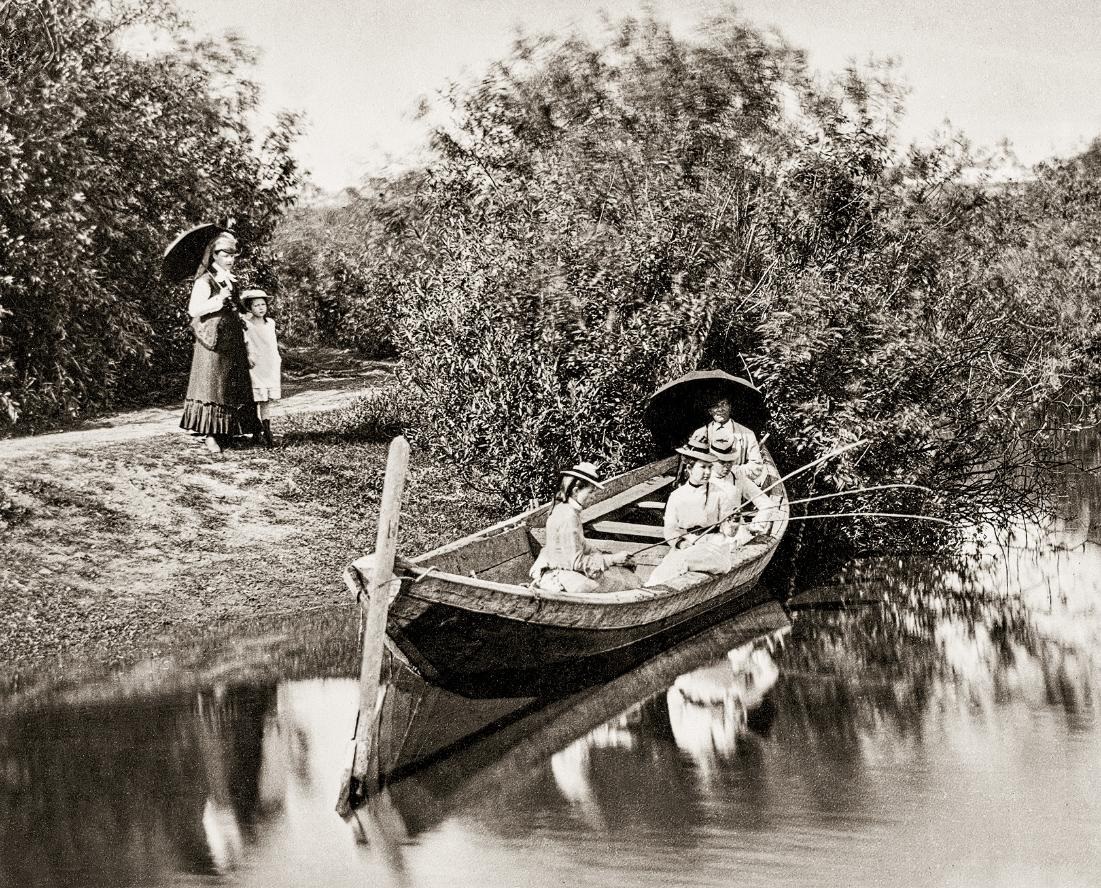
[
  {"x1": 529, "y1": 462, "x2": 638, "y2": 594},
  {"x1": 696, "y1": 396, "x2": 765, "y2": 486},
  {"x1": 645, "y1": 435, "x2": 734, "y2": 587},
  {"x1": 708, "y1": 439, "x2": 776, "y2": 543}
]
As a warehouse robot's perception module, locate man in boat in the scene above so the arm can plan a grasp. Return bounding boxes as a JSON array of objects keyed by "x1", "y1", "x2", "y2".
[
  {"x1": 696, "y1": 396, "x2": 765, "y2": 486},
  {"x1": 529, "y1": 462, "x2": 638, "y2": 594},
  {"x1": 645, "y1": 435, "x2": 734, "y2": 587}
]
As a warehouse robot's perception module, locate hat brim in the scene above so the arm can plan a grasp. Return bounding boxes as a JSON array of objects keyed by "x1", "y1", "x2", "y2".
[
  {"x1": 674, "y1": 447, "x2": 718, "y2": 463},
  {"x1": 560, "y1": 469, "x2": 606, "y2": 489}
]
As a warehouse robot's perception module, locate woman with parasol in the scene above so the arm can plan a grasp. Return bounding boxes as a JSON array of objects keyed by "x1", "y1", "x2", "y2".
[{"x1": 167, "y1": 226, "x2": 257, "y2": 453}]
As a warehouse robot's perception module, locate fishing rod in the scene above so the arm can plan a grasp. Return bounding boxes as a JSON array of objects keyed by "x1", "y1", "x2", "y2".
[
  {"x1": 783, "y1": 512, "x2": 951, "y2": 525},
  {"x1": 754, "y1": 438, "x2": 866, "y2": 501},
  {"x1": 782, "y1": 483, "x2": 933, "y2": 510},
  {"x1": 628, "y1": 439, "x2": 868, "y2": 557}
]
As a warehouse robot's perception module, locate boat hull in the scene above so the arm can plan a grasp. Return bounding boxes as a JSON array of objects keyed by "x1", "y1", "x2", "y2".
[
  {"x1": 386, "y1": 573, "x2": 776, "y2": 698},
  {"x1": 348, "y1": 450, "x2": 789, "y2": 699}
]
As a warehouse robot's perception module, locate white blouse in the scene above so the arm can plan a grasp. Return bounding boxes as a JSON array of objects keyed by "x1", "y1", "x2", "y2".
[{"x1": 188, "y1": 274, "x2": 232, "y2": 318}]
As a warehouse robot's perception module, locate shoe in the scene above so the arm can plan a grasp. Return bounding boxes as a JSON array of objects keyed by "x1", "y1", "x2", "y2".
[{"x1": 204, "y1": 435, "x2": 221, "y2": 454}]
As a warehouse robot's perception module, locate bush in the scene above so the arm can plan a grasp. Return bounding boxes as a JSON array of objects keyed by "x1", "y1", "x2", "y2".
[
  {"x1": 281, "y1": 388, "x2": 410, "y2": 443},
  {"x1": 285, "y1": 12, "x2": 1101, "y2": 556},
  {"x1": 0, "y1": 0, "x2": 301, "y2": 429},
  {"x1": 268, "y1": 179, "x2": 424, "y2": 358}
]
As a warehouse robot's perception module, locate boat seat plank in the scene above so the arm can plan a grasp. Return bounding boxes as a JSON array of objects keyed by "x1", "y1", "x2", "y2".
[
  {"x1": 580, "y1": 475, "x2": 675, "y2": 523},
  {"x1": 589, "y1": 521, "x2": 667, "y2": 540},
  {"x1": 527, "y1": 456, "x2": 677, "y2": 529},
  {"x1": 411, "y1": 525, "x2": 533, "y2": 575}
]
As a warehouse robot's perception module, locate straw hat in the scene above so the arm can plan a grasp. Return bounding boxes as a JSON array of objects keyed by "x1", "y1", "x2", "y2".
[
  {"x1": 709, "y1": 440, "x2": 739, "y2": 462},
  {"x1": 560, "y1": 461, "x2": 606, "y2": 489},
  {"x1": 240, "y1": 289, "x2": 269, "y2": 305},
  {"x1": 674, "y1": 436, "x2": 717, "y2": 462}
]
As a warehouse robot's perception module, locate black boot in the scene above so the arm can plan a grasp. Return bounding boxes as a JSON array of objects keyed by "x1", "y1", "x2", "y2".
[{"x1": 262, "y1": 419, "x2": 274, "y2": 448}]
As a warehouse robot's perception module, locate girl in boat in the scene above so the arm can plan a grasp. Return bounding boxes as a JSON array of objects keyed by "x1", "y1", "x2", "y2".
[
  {"x1": 645, "y1": 434, "x2": 734, "y2": 587},
  {"x1": 180, "y1": 231, "x2": 258, "y2": 453},
  {"x1": 529, "y1": 462, "x2": 638, "y2": 594}
]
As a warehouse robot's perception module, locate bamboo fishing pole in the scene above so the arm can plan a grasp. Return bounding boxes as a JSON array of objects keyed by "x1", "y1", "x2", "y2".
[
  {"x1": 784, "y1": 512, "x2": 951, "y2": 525},
  {"x1": 782, "y1": 483, "x2": 933, "y2": 510},
  {"x1": 628, "y1": 439, "x2": 869, "y2": 557}
]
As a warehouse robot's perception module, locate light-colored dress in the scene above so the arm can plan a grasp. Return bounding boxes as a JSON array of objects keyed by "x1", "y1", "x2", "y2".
[
  {"x1": 530, "y1": 498, "x2": 637, "y2": 594},
  {"x1": 243, "y1": 316, "x2": 282, "y2": 402},
  {"x1": 646, "y1": 482, "x2": 733, "y2": 587},
  {"x1": 709, "y1": 471, "x2": 775, "y2": 530}
]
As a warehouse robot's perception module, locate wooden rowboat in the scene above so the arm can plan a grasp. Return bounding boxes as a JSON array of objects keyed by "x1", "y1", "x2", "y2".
[{"x1": 345, "y1": 446, "x2": 790, "y2": 699}]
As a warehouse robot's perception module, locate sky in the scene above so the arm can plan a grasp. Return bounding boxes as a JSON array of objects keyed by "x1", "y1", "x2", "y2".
[{"x1": 178, "y1": 0, "x2": 1101, "y2": 191}]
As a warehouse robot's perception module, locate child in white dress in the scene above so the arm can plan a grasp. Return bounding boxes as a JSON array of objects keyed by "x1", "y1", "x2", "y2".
[{"x1": 240, "y1": 290, "x2": 282, "y2": 447}]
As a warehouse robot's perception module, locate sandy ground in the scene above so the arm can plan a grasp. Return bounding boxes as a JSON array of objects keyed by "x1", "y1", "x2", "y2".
[
  {"x1": 0, "y1": 358, "x2": 388, "y2": 701},
  {"x1": 0, "y1": 352, "x2": 392, "y2": 459}
]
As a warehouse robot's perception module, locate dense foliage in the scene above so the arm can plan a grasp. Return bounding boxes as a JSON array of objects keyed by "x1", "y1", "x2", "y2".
[
  {"x1": 0, "y1": 0, "x2": 300, "y2": 428},
  {"x1": 285, "y1": 13, "x2": 1099, "y2": 551},
  {"x1": 267, "y1": 179, "x2": 413, "y2": 357}
]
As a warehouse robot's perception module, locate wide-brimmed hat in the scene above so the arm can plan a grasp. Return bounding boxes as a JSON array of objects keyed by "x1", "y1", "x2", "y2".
[
  {"x1": 710, "y1": 440, "x2": 739, "y2": 462},
  {"x1": 560, "y1": 461, "x2": 606, "y2": 489},
  {"x1": 240, "y1": 289, "x2": 270, "y2": 305},
  {"x1": 674, "y1": 436, "x2": 718, "y2": 463}
]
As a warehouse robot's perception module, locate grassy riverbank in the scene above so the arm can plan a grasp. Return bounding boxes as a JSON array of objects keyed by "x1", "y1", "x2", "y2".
[{"x1": 0, "y1": 400, "x2": 508, "y2": 701}]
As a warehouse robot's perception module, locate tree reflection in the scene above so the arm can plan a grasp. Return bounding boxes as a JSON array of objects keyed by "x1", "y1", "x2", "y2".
[{"x1": 0, "y1": 683, "x2": 279, "y2": 887}]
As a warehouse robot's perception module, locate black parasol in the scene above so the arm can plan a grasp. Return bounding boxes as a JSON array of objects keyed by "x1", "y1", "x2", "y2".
[
  {"x1": 643, "y1": 369, "x2": 768, "y2": 447},
  {"x1": 161, "y1": 223, "x2": 227, "y2": 282}
]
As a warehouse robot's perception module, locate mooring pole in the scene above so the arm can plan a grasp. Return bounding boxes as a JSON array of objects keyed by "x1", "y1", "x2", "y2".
[{"x1": 336, "y1": 434, "x2": 409, "y2": 816}]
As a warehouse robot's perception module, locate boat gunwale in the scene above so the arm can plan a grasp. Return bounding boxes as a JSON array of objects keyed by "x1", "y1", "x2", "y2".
[{"x1": 349, "y1": 446, "x2": 789, "y2": 615}]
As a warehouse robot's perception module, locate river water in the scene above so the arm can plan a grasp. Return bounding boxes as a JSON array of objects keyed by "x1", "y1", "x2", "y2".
[{"x1": 2, "y1": 451, "x2": 1098, "y2": 887}]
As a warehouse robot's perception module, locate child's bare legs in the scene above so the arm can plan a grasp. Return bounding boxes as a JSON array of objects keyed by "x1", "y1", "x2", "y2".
[{"x1": 257, "y1": 400, "x2": 274, "y2": 447}]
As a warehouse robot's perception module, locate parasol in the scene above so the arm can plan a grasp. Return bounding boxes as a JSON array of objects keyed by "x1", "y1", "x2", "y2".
[
  {"x1": 161, "y1": 223, "x2": 227, "y2": 282},
  {"x1": 643, "y1": 368, "x2": 768, "y2": 447}
]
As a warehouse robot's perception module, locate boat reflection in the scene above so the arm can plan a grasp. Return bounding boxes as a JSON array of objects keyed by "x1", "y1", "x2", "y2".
[
  {"x1": 666, "y1": 640, "x2": 782, "y2": 771},
  {"x1": 375, "y1": 602, "x2": 791, "y2": 836}
]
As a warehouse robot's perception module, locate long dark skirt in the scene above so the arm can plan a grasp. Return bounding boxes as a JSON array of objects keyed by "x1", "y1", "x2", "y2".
[{"x1": 180, "y1": 309, "x2": 259, "y2": 436}]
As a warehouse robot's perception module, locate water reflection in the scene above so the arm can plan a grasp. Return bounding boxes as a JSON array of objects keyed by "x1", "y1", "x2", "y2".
[{"x1": 1, "y1": 447, "x2": 1100, "y2": 886}]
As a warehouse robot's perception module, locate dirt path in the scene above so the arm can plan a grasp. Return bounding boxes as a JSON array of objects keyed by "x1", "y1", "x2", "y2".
[{"x1": 0, "y1": 355, "x2": 395, "y2": 459}]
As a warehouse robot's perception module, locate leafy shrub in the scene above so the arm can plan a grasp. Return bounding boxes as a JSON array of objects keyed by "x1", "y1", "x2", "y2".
[
  {"x1": 0, "y1": 0, "x2": 301, "y2": 429},
  {"x1": 282, "y1": 388, "x2": 410, "y2": 443},
  {"x1": 289, "y1": 12, "x2": 1101, "y2": 557},
  {"x1": 268, "y1": 179, "x2": 422, "y2": 358}
]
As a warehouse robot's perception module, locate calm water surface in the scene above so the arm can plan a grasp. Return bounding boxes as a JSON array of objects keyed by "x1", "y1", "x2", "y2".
[{"x1": 2, "y1": 456, "x2": 1099, "y2": 887}]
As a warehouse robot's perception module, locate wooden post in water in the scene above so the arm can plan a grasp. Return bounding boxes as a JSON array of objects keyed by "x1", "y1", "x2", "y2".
[{"x1": 336, "y1": 434, "x2": 409, "y2": 816}]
